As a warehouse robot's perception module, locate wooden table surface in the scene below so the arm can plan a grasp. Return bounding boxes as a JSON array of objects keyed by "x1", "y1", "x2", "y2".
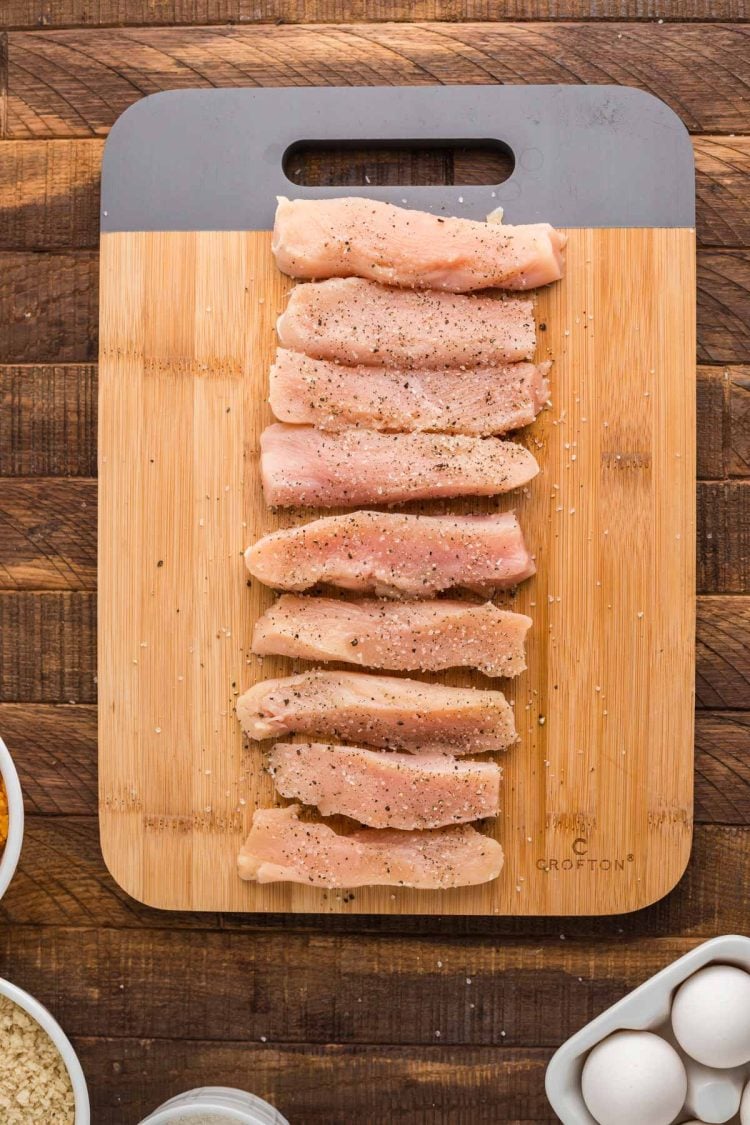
[{"x1": 0, "y1": 5, "x2": 748, "y2": 1123}]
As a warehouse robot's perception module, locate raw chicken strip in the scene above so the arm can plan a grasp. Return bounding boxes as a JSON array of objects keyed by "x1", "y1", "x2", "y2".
[
  {"x1": 245, "y1": 511, "x2": 536, "y2": 597},
  {"x1": 261, "y1": 424, "x2": 539, "y2": 508},
  {"x1": 237, "y1": 804, "x2": 504, "y2": 888},
  {"x1": 252, "y1": 595, "x2": 532, "y2": 677},
  {"x1": 270, "y1": 349, "x2": 551, "y2": 435},
  {"x1": 267, "y1": 742, "x2": 502, "y2": 830},
  {"x1": 237, "y1": 671, "x2": 517, "y2": 754},
  {"x1": 276, "y1": 278, "x2": 535, "y2": 368},
  {"x1": 273, "y1": 196, "x2": 566, "y2": 291}
]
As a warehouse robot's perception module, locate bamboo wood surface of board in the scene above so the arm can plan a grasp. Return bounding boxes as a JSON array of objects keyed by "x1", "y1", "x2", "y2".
[
  {"x1": 98, "y1": 225, "x2": 695, "y2": 916},
  {"x1": 0, "y1": 12, "x2": 746, "y2": 1124}
]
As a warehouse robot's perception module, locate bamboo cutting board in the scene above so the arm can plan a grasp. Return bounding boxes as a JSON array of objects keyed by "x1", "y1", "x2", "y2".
[{"x1": 98, "y1": 86, "x2": 696, "y2": 914}]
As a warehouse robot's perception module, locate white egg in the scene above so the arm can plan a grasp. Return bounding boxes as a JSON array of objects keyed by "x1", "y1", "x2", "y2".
[
  {"x1": 581, "y1": 1030, "x2": 687, "y2": 1125},
  {"x1": 672, "y1": 965, "x2": 750, "y2": 1067},
  {"x1": 741, "y1": 1079, "x2": 750, "y2": 1125}
]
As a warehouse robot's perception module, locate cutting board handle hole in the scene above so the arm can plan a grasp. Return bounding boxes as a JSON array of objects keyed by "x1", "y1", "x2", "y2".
[{"x1": 283, "y1": 140, "x2": 514, "y2": 188}]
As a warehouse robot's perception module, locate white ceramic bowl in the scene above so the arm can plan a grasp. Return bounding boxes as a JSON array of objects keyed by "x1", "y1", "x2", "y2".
[
  {"x1": 0, "y1": 976, "x2": 90, "y2": 1123},
  {"x1": 0, "y1": 735, "x2": 24, "y2": 900},
  {"x1": 140, "y1": 1087, "x2": 290, "y2": 1124},
  {"x1": 546, "y1": 935, "x2": 750, "y2": 1125}
]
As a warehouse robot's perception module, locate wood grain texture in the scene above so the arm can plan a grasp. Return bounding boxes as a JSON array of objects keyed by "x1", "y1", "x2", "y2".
[
  {"x1": 729, "y1": 365, "x2": 750, "y2": 476},
  {"x1": 0, "y1": 140, "x2": 102, "y2": 249},
  {"x1": 6, "y1": 24, "x2": 750, "y2": 138},
  {"x1": 1, "y1": 364, "x2": 742, "y2": 482},
  {"x1": 98, "y1": 227, "x2": 695, "y2": 915},
  {"x1": 0, "y1": 598, "x2": 743, "y2": 706},
  {"x1": 0, "y1": 364, "x2": 97, "y2": 476},
  {"x1": 1, "y1": 589, "x2": 746, "y2": 711},
  {"x1": 697, "y1": 481, "x2": 750, "y2": 593},
  {"x1": 1, "y1": 248, "x2": 742, "y2": 366},
  {"x1": 0, "y1": 251, "x2": 98, "y2": 363},
  {"x1": 2, "y1": 820, "x2": 750, "y2": 938},
  {"x1": 1, "y1": 1, "x2": 747, "y2": 27},
  {"x1": 0, "y1": 704, "x2": 96, "y2": 814},
  {"x1": 697, "y1": 250, "x2": 750, "y2": 364},
  {"x1": 0, "y1": 136, "x2": 748, "y2": 252},
  {"x1": 0, "y1": 247, "x2": 745, "y2": 365},
  {"x1": 0, "y1": 478, "x2": 96, "y2": 589},
  {"x1": 74, "y1": 1039, "x2": 555, "y2": 1125},
  {"x1": 695, "y1": 136, "x2": 750, "y2": 249},
  {"x1": 2, "y1": 706, "x2": 746, "y2": 823},
  {"x1": 0, "y1": 928, "x2": 725, "y2": 1045},
  {"x1": 0, "y1": 16, "x2": 744, "y2": 1125},
  {"x1": 696, "y1": 595, "x2": 750, "y2": 708},
  {"x1": 0, "y1": 591, "x2": 96, "y2": 702},
  {"x1": 697, "y1": 365, "x2": 731, "y2": 479},
  {"x1": 696, "y1": 365, "x2": 750, "y2": 479},
  {"x1": 3, "y1": 477, "x2": 747, "y2": 594},
  {"x1": 695, "y1": 711, "x2": 750, "y2": 823}
]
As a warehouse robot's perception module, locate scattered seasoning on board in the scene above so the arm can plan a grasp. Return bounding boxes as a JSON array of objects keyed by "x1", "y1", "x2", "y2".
[{"x1": 0, "y1": 994, "x2": 75, "y2": 1123}]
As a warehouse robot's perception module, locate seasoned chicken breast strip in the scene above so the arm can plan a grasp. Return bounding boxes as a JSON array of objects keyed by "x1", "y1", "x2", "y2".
[
  {"x1": 252, "y1": 595, "x2": 532, "y2": 678},
  {"x1": 246, "y1": 511, "x2": 535, "y2": 597},
  {"x1": 273, "y1": 196, "x2": 565, "y2": 291},
  {"x1": 261, "y1": 424, "x2": 539, "y2": 508},
  {"x1": 269, "y1": 349, "x2": 551, "y2": 435},
  {"x1": 237, "y1": 671, "x2": 517, "y2": 754},
  {"x1": 238, "y1": 804, "x2": 504, "y2": 888},
  {"x1": 267, "y1": 742, "x2": 502, "y2": 830},
  {"x1": 276, "y1": 277, "x2": 535, "y2": 368}
]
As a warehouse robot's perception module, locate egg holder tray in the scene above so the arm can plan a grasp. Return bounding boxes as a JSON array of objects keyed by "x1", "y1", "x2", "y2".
[{"x1": 546, "y1": 935, "x2": 750, "y2": 1125}]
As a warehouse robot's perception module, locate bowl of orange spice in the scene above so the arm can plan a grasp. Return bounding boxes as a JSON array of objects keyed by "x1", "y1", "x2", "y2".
[{"x1": 0, "y1": 735, "x2": 24, "y2": 900}]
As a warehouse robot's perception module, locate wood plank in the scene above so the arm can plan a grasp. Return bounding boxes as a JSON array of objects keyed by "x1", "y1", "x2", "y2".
[
  {"x1": 0, "y1": 927, "x2": 722, "y2": 1046},
  {"x1": 0, "y1": 251, "x2": 97, "y2": 363},
  {"x1": 697, "y1": 250, "x2": 750, "y2": 365},
  {"x1": 0, "y1": 591, "x2": 96, "y2": 702},
  {"x1": 697, "y1": 481, "x2": 750, "y2": 593},
  {"x1": 1, "y1": 817, "x2": 221, "y2": 930},
  {"x1": 73, "y1": 1040, "x2": 554, "y2": 1125},
  {"x1": 0, "y1": 706, "x2": 746, "y2": 824},
  {"x1": 0, "y1": 478, "x2": 96, "y2": 589},
  {"x1": 696, "y1": 365, "x2": 750, "y2": 479},
  {"x1": 695, "y1": 136, "x2": 750, "y2": 249},
  {"x1": 0, "y1": 364, "x2": 743, "y2": 481},
  {"x1": 0, "y1": 704, "x2": 95, "y2": 814},
  {"x1": 728, "y1": 365, "x2": 750, "y2": 476},
  {"x1": 1, "y1": 1, "x2": 747, "y2": 28},
  {"x1": 6, "y1": 25, "x2": 750, "y2": 139},
  {"x1": 0, "y1": 364, "x2": 96, "y2": 476},
  {"x1": 695, "y1": 711, "x2": 750, "y2": 824},
  {"x1": 697, "y1": 365, "x2": 729, "y2": 479},
  {"x1": 0, "y1": 140, "x2": 101, "y2": 249},
  {"x1": 3, "y1": 818, "x2": 750, "y2": 938},
  {"x1": 0, "y1": 248, "x2": 743, "y2": 366},
  {"x1": 0, "y1": 593, "x2": 743, "y2": 707},
  {"x1": 2, "y1": 478, "x2": 746, "y2": 594},
  {"x1": 696, "y1": 595, "x2": 750, "y2": 708},
  {"x1": 0, "y1": 136, "x2": 749, "y2": 252}
]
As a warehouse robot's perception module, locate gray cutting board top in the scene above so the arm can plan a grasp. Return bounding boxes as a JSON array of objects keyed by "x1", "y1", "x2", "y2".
[{"x1": 101, "y1": 85, "x2": 695, "y2": 232}]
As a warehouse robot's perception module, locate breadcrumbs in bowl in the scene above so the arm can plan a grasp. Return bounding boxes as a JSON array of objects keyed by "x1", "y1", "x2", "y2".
[{"x1": 0, "y1": 979, "x2": 89, "y2": 1124}]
